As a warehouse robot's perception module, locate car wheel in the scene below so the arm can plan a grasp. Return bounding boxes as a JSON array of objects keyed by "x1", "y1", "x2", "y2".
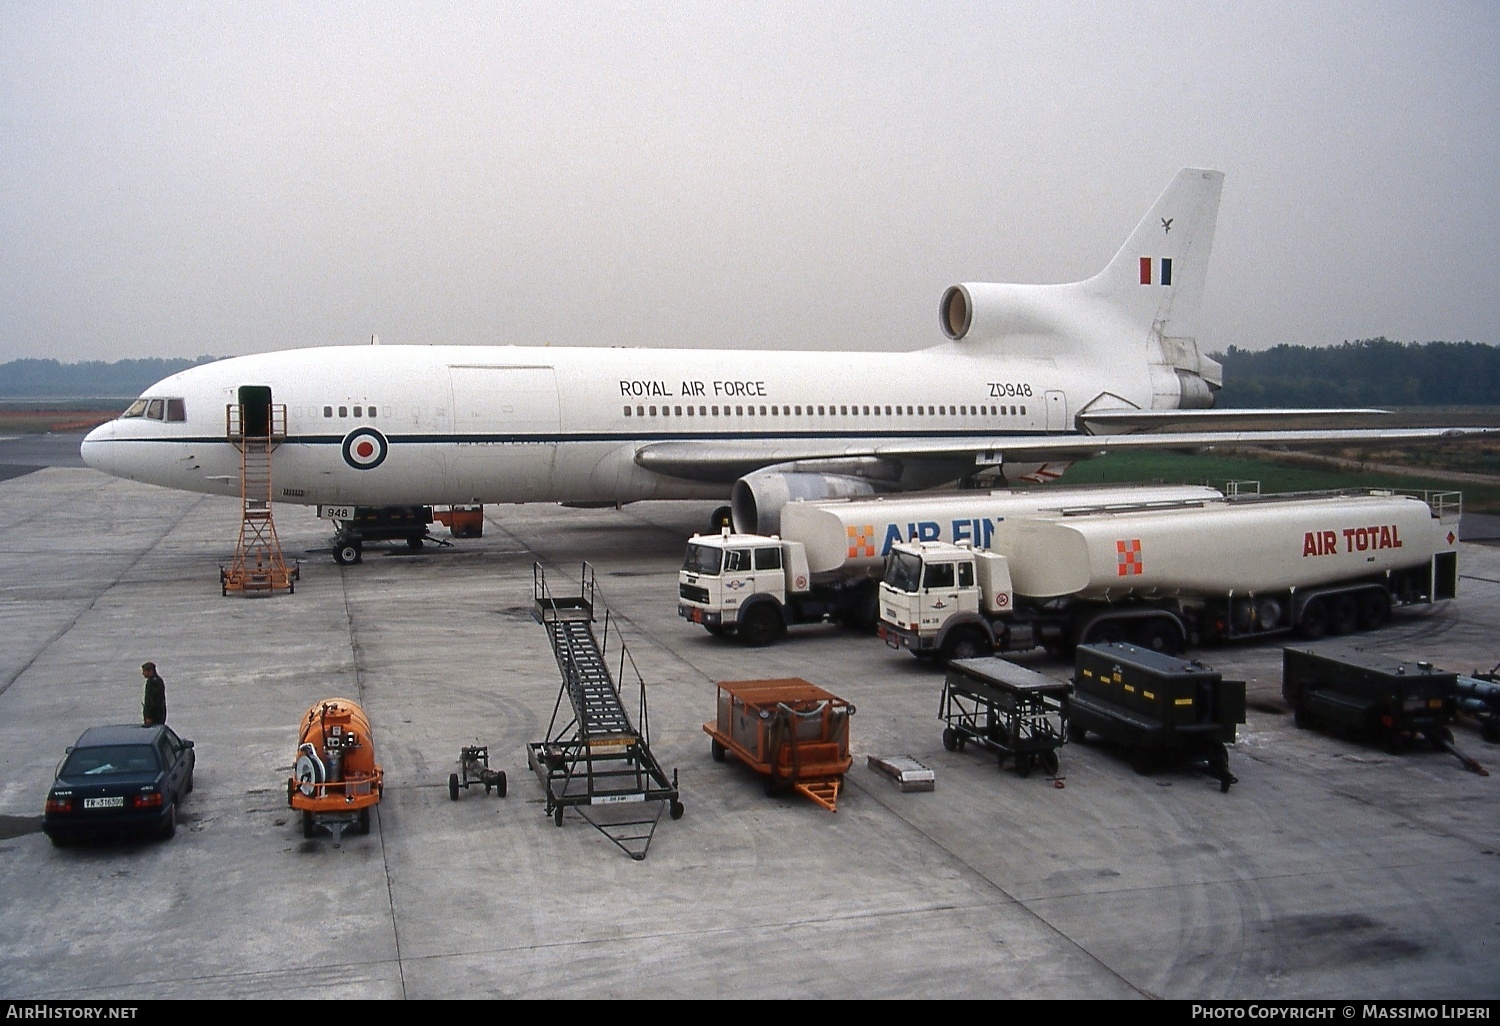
[
  {"x1": 183, "y1": 771, "x2": 194, "y2": 795},
  {"x1": 159, "y1": 803, "x2": 176, "y2": 841}
]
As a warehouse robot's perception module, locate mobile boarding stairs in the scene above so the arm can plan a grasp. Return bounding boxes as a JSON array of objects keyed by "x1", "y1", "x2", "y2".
[{"x1": 528, "y1": 563, "x2": 683, "y2": 860}]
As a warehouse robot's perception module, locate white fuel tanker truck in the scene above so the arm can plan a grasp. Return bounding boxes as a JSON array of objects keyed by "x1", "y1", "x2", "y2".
[
  {"x1": 678, "y1": 483, "x2": 1226, "y2": 646},
  {"x1": 877, "y1": 490, "x2": 1461, "y2": 661}
]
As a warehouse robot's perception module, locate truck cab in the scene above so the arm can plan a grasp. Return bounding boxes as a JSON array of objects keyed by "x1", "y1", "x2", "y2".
[
  {"x1": 679, "y1": 531, "x2": 809, "y2": 646},
  {"x1": 878, "y1": 540, "x2": 1013, "y2": 660}
]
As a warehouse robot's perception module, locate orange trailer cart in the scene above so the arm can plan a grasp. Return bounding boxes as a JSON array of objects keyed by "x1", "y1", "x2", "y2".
[
  {"x1": 704, "y1": 678, "x2": 855, "y2": 811},
  {"x1": 287, "y1": 698, "x2": 384, "y2": 841}
]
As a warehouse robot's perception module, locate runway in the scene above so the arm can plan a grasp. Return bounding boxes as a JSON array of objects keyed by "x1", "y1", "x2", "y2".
[{"x1": 1, "y1": 435, "x2": 1498, "y2": 999}]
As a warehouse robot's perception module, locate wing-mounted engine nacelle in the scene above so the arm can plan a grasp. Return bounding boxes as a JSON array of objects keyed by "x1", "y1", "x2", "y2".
[{"x1": 731, "y1": 472, "x2": 882, "y2": 535}]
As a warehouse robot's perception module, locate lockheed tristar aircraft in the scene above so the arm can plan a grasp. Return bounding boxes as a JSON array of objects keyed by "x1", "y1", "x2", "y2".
[{"x1": 81, "y1": 168, "x2": 1486, "y2": 540}]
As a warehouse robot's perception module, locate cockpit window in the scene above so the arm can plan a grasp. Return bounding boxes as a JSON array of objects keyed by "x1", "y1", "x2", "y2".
[{"x1": 121, "y1": 397, "x2": 186, "y2": 421}]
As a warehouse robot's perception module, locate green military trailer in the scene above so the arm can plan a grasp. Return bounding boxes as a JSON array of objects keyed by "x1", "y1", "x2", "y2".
[
  {"x1": 1281, "y1": 646, "x2": 1457, "y2": 753},
  {"x1": 1069, "y1": 642, "x2": 1245, "y2": 791}
]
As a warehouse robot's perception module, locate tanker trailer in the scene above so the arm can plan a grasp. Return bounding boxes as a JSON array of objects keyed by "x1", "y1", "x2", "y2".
[
  {"x1": 287, "y1": 697, "x2": 384, "y2": 842},
  {"x1": 679, "y1": 483, "x2": 1224, "y2": 646},
  {"x1": 879, "y1": 489, "x2": 1459, "y2": 661}
]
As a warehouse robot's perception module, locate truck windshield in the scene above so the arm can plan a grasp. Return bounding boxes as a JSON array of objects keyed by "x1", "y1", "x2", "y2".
[
  {"x1": 883, "y1": 550, "x2": 923, "y2": 592},
  {"x1": 682, "y1": 543, "x2": 723, "y2": 576}
]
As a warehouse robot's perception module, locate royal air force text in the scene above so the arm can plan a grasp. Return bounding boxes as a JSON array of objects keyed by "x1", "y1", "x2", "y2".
[{"x1": 618, "y1": 380, "x2": 1036, "y2": 400}]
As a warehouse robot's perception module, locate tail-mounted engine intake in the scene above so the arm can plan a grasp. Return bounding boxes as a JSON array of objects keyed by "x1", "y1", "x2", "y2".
[{"x1": 940, "y1": 283, "x2": 1081, "y2": 343}]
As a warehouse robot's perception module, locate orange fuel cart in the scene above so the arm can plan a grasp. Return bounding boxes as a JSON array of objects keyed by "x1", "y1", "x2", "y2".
[
  {"x1": 287, "y1": 698, "x2": 384, "y2": 841},
  {"x1": 704, "y1": 678, "x2": 855, "y2": 811}
]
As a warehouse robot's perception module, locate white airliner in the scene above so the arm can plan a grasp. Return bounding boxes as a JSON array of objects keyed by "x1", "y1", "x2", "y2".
[{"x1": 80, "y1": 168, "x2": 1486, "y2": 536}]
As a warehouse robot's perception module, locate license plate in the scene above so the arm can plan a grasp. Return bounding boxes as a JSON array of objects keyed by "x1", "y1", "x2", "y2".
[{"x1": 83, "y1": 796, "x2": 124, "y2": 809}]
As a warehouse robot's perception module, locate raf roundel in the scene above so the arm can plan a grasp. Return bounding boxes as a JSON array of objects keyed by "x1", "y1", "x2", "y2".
[{"x1": 341, "y1": 427, "x2": 389, "y2": 470}]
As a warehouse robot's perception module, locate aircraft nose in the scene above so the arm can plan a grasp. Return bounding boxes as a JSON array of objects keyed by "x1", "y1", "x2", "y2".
[{"x1": 80, "y1": 421, "x2": 114, "y2": 473}]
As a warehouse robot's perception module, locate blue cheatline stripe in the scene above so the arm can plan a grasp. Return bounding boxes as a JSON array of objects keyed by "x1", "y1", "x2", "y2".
[{"x1": 95, "y1": 428, "x2": 1054, "y2": 447}]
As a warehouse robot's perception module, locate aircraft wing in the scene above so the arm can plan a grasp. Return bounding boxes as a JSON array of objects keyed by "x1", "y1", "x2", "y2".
[
  {"x1": 1077, "y1": 408, "x2": 1393, "y2": 434},
  {"x1": 634, "y1": 425, "x2": 1496, "y2": 482}
]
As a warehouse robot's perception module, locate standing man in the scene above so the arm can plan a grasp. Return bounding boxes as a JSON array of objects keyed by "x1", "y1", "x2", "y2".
[{"x1": 141, "y1": 662, "x2": 166, "y2": 726}]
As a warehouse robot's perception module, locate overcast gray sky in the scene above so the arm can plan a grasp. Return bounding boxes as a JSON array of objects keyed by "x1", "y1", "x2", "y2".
[{"x1": 2, "y1": 1, "x2": 1496, "y2": 365}]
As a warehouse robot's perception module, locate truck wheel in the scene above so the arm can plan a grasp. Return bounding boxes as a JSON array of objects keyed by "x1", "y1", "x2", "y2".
[
  {"x1": 1480, "y1": 720, "x2": 1500, "y2": 744},
  {"x1": 1084, "y1": 620, "x2": 1127, "y2": 646},
  {"x1": 1296, "y1": 598, "x2": 1329, "y2": 640},
  {"x1": 842, "y1": 587, "x2": 880, "y2": 633},
  {"x1": 942, "y1": 727, "x2": 960, "y2": 752},
  {"x1": 334, "y1": 541, "x2": 361, "y2": 566},
  {"x1": 407, "y1": 536, "x2": 424, "y2": 550},
  {"x1": 357, "y1": 807, "x2": 371, "y2": 834},
  {"x1": 940, "y1": 628, "x2": 987, "y2": 663},
  {"x1": 1358, "y1": 590, "x2": 1391, "y2": 630},
  {"x1": 449, "y1": 773, "x2": 460, "y2": 801},
  {"x1": 495, "y1": 772, "x2": 507, "y2": 798},
  {"x1": 1039, "y1": 749, "x2": 1060, "y2": 777},
  {"x1": 1329, "y1": 594, "x2": 1359, "y2": 635},
  {"x1": 1135, "y1": 618, "x2": 1182, "y2": 655},
  {"x1": 710, "y1": 738, "x2": 727, "y2": 762},
  {"x1": 739, "y1": 606, "x2": 784, "y2": 647},
  {"x1": 1066, "y1": 720, "x2": 1087, "y2": 743},
  {"x1": 302, "y1": 810, "x2": 317, "y2": 838}
]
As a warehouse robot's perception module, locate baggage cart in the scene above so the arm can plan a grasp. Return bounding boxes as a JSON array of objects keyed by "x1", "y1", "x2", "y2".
[{"x1": 704, "y1": 678, "x2": 855, "y2": 811}]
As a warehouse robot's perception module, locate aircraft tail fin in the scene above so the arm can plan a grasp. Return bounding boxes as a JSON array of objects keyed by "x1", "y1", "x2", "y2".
[{"x1": 1086, "y1": 167, "x2": 1224, "y2": 348}]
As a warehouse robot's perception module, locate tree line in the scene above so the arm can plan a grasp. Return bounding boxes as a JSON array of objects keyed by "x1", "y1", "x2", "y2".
[
  {"x1": 0, "y1": 357, "x2": 220, "y2": 398},
  {"x1": 1212, "y1": 338, "x2": 1500, "y2": 407}
]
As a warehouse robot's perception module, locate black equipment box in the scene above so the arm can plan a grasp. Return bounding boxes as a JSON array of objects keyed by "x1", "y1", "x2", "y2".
[
  {"x1": 1069, "y1": 642, "x2": 1245, "y2": 791},
  {"x1": 940, "y1": 657, "x2": 1070, "y2": 778},
  {"x1": 1281, "y1": 646, "x2": 1457, "y2": 751}
]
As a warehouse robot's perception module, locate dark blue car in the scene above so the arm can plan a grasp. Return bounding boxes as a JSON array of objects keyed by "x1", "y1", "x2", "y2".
[{"x1": 42, "y1": 724, "x2": 195, "y2": 846}]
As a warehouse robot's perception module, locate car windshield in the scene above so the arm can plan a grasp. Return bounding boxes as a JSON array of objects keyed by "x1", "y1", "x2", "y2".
[
  {"x1": 61, "y1": 745, "x2": 159, "y2": 777},
  {"x1": 682, "y1": 543, "x2": 723, "y2": 576},
  {"x1": 883, "y1": 550, "x2": 924, "y2": 592}
]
